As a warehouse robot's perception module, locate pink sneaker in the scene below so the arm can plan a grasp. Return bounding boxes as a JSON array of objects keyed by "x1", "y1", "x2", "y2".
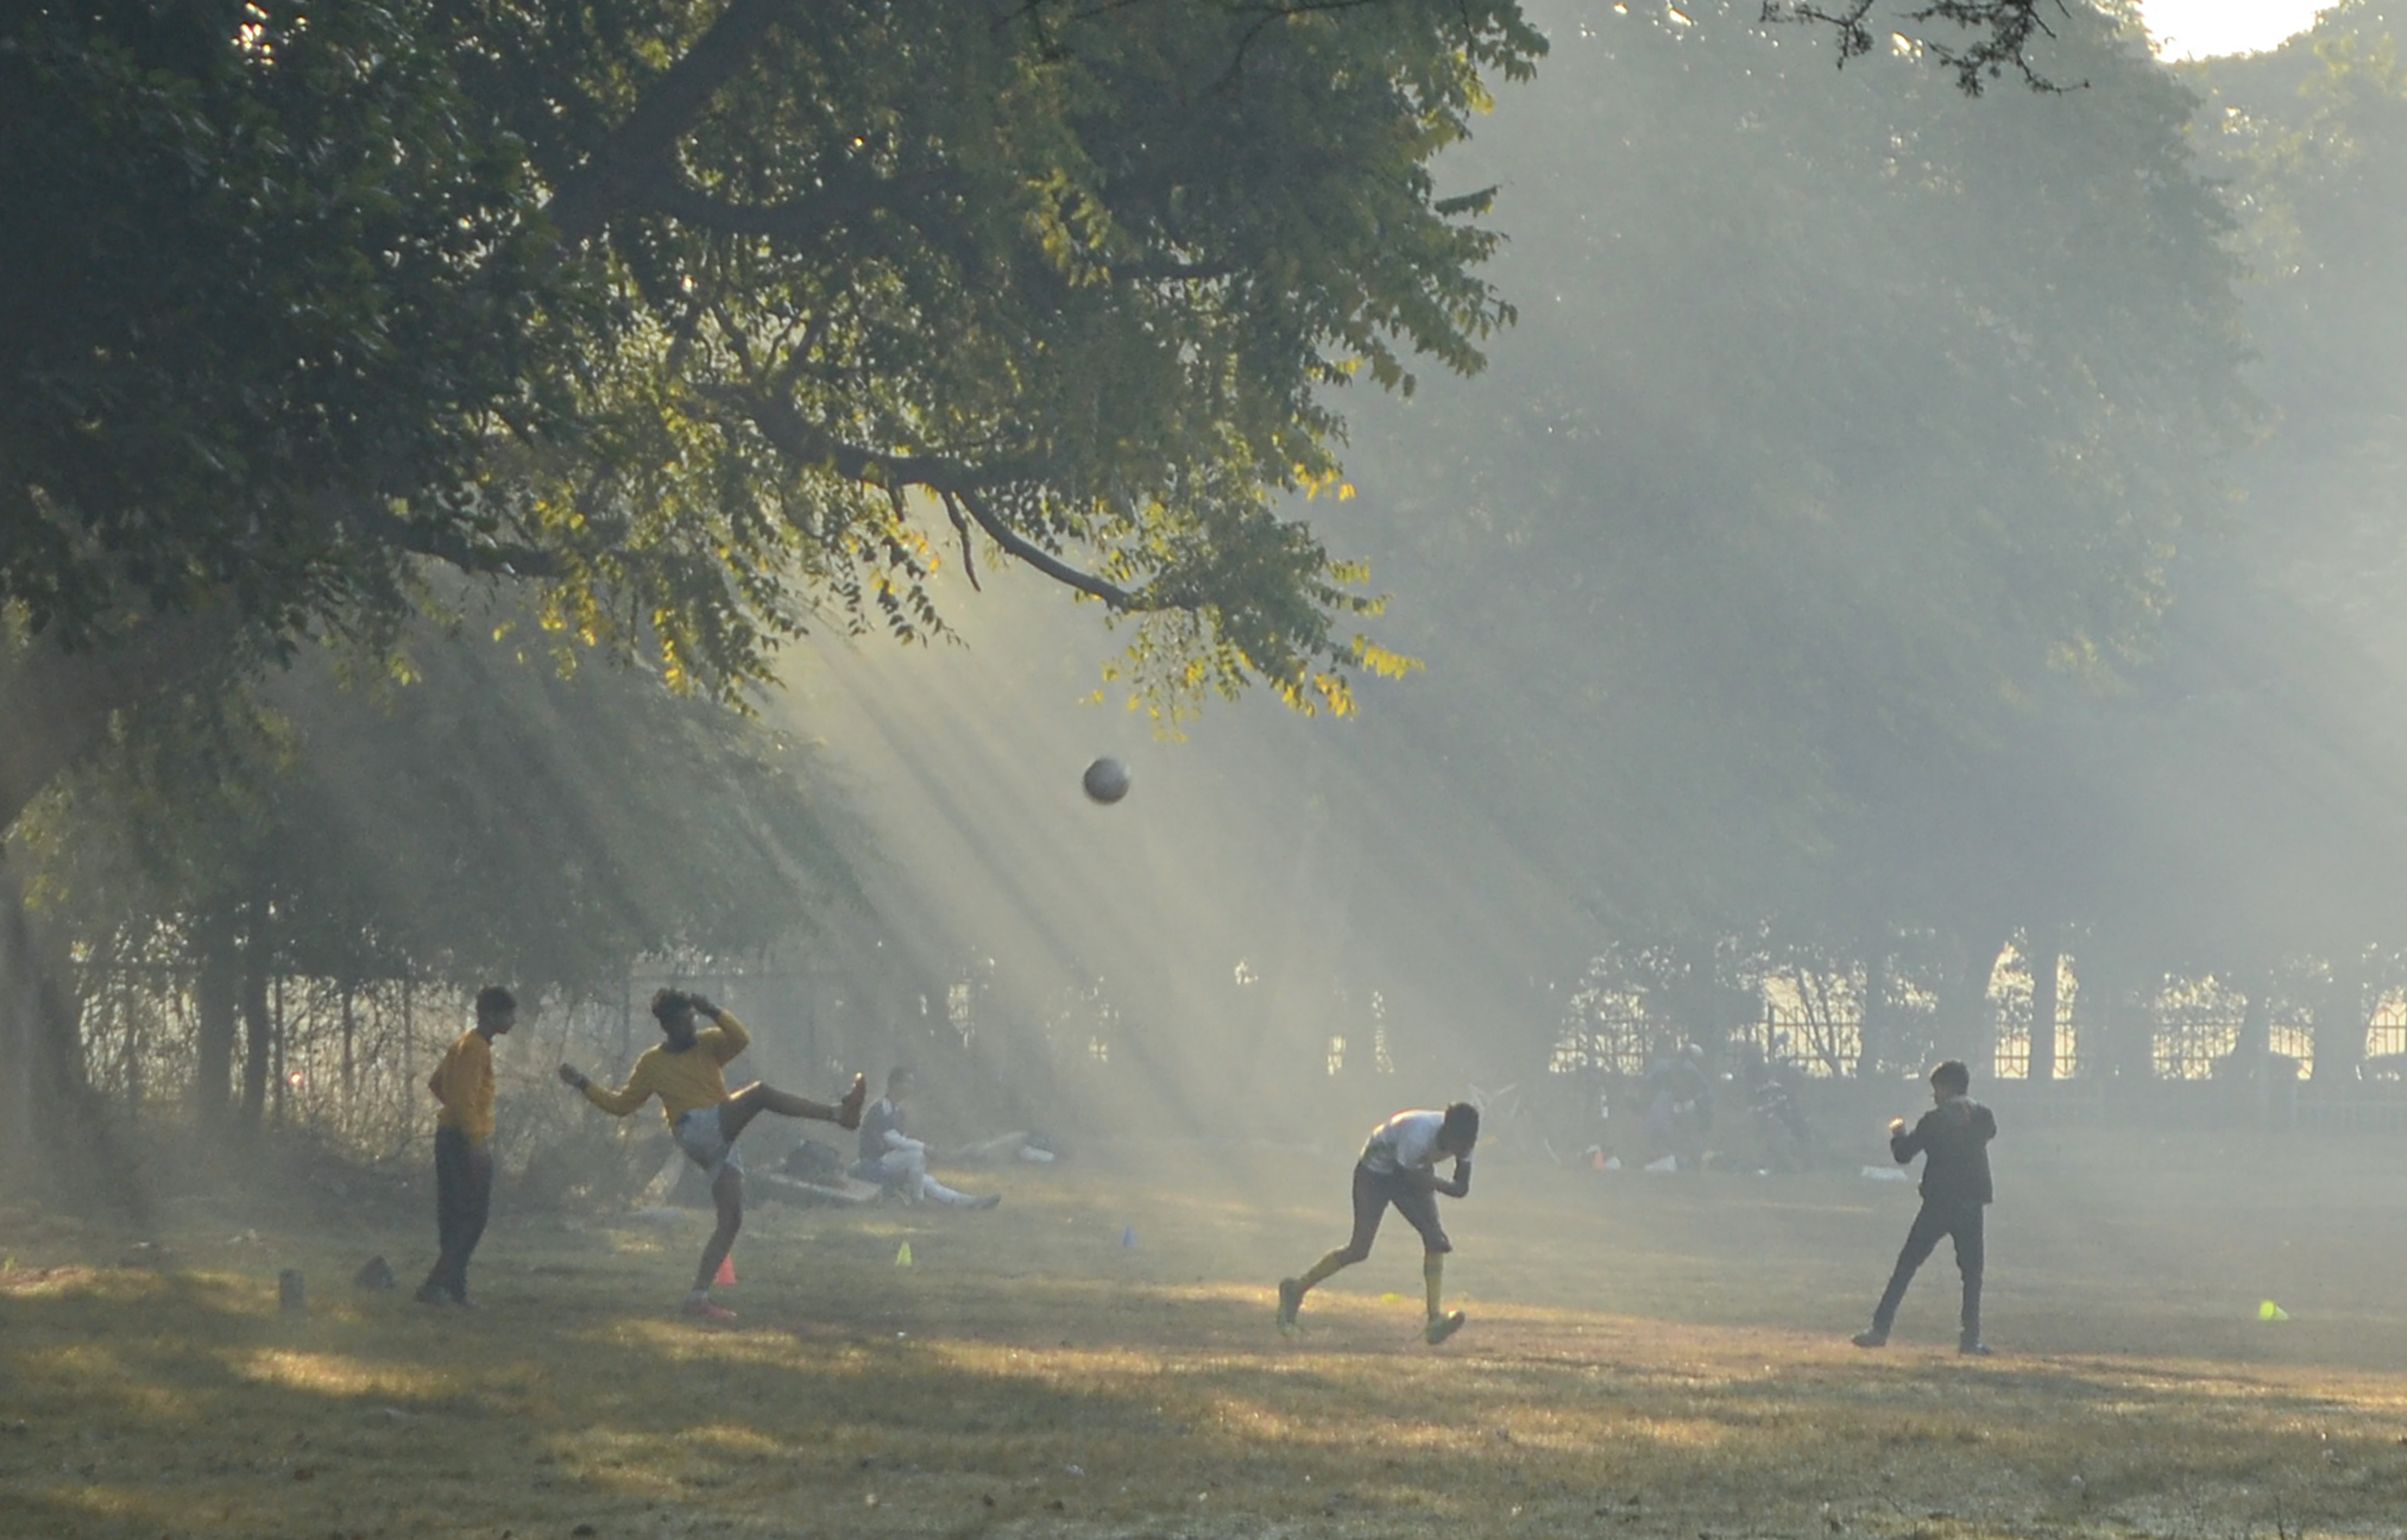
[{"x1": 680, "y1": 1297, "x2": 738, "y2": 1322}]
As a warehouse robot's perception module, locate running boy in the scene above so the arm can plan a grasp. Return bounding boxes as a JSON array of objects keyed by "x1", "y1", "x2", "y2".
[
  {"x1": 1853, "y1": 1059, "x2": 1996, "y2": 1354},
  {"x1": 559, "y1": 989, "x2": 866, "y2": 1319},
  {"x1": 419, "y1": 985, "x2": 515, "y2": 1307},
  {"x1": 1278, "y1": 1102, "x2": 1479, "y2": 1344}
]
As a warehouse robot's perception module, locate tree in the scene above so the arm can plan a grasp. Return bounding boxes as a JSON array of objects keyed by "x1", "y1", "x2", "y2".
[
  {"x1": 1326, "y1": 0, "x2": 2247, "y2": 936},
  {"x1": 12, "y1": 609, "x2": 864, "y2": 1125},
  {"x1": 2, "y1": 0, "x2": 1544, "y2": 745},
  {"x1": 2, "y1": 0, "x2": 2122, "y2": 844}
]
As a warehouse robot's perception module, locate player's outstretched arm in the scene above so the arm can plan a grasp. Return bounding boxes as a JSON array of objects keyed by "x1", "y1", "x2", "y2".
[{"x1": 561, "y1": 1061, "x2": 649, "y2": 1117}]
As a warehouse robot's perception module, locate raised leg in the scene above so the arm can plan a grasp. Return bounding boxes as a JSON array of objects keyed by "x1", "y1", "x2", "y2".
[{"x1": 718, "y1": 1077, "x2": 867, "y2": 1144}]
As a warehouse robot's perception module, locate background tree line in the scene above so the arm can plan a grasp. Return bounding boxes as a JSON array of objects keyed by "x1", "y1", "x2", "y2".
[
  {"x1": 10, "y1": 0, "x2": 2407, "y2": 1182},
  {"x1": 743, "y1": 0, "x2": 2407, "y2": 1136}
]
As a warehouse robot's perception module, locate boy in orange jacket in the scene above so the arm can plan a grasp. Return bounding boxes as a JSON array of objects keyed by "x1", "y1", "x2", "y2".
[{"x1": 419, "y1": 985, "x2": 516, "y2": 1306}]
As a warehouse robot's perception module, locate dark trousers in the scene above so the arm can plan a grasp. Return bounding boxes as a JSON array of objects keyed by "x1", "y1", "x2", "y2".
[
  {"x1": 426, "y1": 1127, "x2": 493, "y2": 1300},
  {"x1": 1340, "y1": 1162, "x2": 1451, "y2": 1261},
  {"x1": 1871, "y1": 1197, "x2": 1983, "y2": 1340}
]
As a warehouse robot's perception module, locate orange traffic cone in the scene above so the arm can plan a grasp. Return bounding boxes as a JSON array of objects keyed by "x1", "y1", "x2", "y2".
[{"x1": 715, "y1": 1252, "x2": 738, "y2": 1288}]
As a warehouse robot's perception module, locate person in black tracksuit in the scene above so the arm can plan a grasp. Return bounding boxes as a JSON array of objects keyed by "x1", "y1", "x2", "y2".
[{"x1": 1853, "y1": 1059, "x2": 1995, "y2": 1355}]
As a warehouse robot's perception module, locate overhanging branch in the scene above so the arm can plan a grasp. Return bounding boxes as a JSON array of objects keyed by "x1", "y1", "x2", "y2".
[
  {"x1": 546, "y1": 0, "x2": 802, "y2": 243},
  {"x1": 954, "y1": 489, "x2": 1141, "y2": 609},
  {"x1": 697, "y1": 383, "x2": 1150, "y2": 613}
]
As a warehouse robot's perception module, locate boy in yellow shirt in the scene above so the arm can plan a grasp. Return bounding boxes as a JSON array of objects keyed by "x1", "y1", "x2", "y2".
[
  {"x1": 418, "y1": 986, "x2": 516, "y2": 1307},
  {"x1": 560, "y1": 989, "x2": 866, "y2": 1319}
]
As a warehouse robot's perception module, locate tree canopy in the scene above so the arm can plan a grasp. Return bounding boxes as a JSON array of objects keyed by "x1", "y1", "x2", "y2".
[
  {"x1": 11, "y1": 607, "x2": 868, "y2": 1119},
  {"x1": 4, "y1": 0, "x2": 1560, "y2": 717},
  {"x1": 1327, "y1": 0, "x2": 2251, "y2": 938},
  {"x1": 2, "y1": 0, "x2": 2108, "y2": 731}
]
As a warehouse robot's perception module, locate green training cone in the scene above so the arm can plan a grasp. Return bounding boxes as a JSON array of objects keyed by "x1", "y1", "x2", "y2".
[
  {"x1": 2258, "y1": 1299, "x2": 2288, "y2": 1321},
  {"x1": 895, "y1": 1242, "x2": 913, "y2": 1268}
]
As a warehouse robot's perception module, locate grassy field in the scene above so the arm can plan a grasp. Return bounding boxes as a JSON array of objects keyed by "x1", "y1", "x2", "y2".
[{"x1": 7, "y1": 1125, "x2": 2407, "y2": 1539}]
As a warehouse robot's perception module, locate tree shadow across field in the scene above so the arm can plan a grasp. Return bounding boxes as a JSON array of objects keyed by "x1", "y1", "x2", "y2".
[{"x1": 14, "y1": 1142, "x2": 2407, "y2": 1540}]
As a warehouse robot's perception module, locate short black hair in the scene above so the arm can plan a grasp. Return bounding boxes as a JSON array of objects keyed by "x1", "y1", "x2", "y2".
[
  {"x1": 475, "y1": 985, "x2": 515, "y2": 1020},
  {"x1": 1440, "y1": 1101, "x2": 1480, "y2": 1151},
  {"x1": 1930, "y1": 1060, "x2": 1971, "y2": 1096},
  {"x1": 650, "y1": 988, "x2": 694, "y2": 1026}
]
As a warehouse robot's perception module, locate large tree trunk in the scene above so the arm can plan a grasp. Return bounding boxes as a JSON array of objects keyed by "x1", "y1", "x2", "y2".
[
  {"x1": 0, "y1": 861, "x2": 146, "y2": 1220},
  {"x1": 2081, "y1": 944, "x2": 2157, "y2": 1082},
  {"x1": 193, "y1": 911, "x2": 241, "y2": 1123},
  {"x1": 1857, "y1": 937, "x2": 1897, "y2": 1078},
  {"x1": 2313, "y1": 947, "x2": 2368, "y2": 1085},
  {"x1": 1937, "y1": 927, "x2": 2008, "y2": 1076},
  {"x1": 239, "y1": 938, "x2": 273, "y2": 1127},
  {"x1": 2027, "y1": 923, "x2": 2060, "y2": 1081},
  {"x1": 2233, "y1": 973, "x2": 2271, "y2": 1068},
  {"x1": 0, "y1": 615, "x2": 234, "y2": 840}
]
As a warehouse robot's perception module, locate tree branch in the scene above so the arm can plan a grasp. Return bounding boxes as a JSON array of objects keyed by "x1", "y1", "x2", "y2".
[
  {"x1": 0, "y1": 612, "x2": 241, "y2": 838},
  {"x1": 694, "y1": 381, "x2": 1148, "y2": 610},
  {"x1": 954, "y1": 489, "x2": 1142, "y2": 609},
  {"x1": 378, "y1": 511, "x2": 564, "y2": 580},
  {"x1": 638, "y1": 168, "x2": 965, "y2": 244},
  {"x1": 546, "y1": 0, "x2": 801, "y2": 244},
  {"x1": 1759, "y1": 0, "x2": 2078, "y2": 94}
]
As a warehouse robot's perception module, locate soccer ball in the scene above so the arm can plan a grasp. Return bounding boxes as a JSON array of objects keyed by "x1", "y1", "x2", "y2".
[{"x1": 1082, "y1": 757, "x2": 1131, "y2": 804}]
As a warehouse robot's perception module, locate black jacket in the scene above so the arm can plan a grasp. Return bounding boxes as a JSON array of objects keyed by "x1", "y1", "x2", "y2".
[{"x1": 1892, "y1": 1096, "x2": 1995, "y2": 1206}]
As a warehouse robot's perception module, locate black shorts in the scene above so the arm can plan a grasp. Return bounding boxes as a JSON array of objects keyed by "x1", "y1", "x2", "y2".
[{"x1": 1348, "y1": 1162, "x2": 1451, "y2": 1256}]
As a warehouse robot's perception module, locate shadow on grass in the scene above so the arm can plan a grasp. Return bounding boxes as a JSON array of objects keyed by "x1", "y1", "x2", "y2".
[{"x1": 11, "y1": 1242, "x2": 2407, "y2": 1540}]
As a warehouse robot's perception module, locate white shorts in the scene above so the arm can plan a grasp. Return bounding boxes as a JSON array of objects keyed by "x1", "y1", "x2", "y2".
[{"x1": 673, "y1": 1107, "x2": 743, "y2": 1178}]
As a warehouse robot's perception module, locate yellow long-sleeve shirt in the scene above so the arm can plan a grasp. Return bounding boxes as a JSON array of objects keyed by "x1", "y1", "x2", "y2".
[
  {"x1": 429, "y1": 1030, "x2": 496, "y2": 1145},
  {"x1": 582, "y1": 1011, "x2": 751, "y2": 1127}
]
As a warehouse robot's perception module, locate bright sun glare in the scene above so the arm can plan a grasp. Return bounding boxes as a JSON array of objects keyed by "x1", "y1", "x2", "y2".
[{"x1": 2139, "y1": 0, "x2": 2330, "y2": 59}]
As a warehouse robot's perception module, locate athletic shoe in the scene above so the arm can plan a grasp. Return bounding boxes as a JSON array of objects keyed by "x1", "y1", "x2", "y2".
[
  {"x1": 1425, "y1": 1310, "x2": 1466, "y2": 1346},
  {"x1": 451, "y1": 1294, "x2": 481, "y2": 1310},
  {"x1": 972, "y1": 1193, "x2": 1002, "y2": 1210},
  {"x1": 1277, "y1": 1278, "x2": 1304, "y2": 1334},
  {"x1": 681, "y1": 1297, "x2": 738, "y2": 1322},
  {"x1": 1851, "y1": 1330, "x2": 1888, "y2": 1348},
  {"x1": 1959, "y1": 1338, "x2": 1992, "y2": 1356},
  {"x1": 414, "y1": 1282, "x2": 449, "y2": 1307},
  {"x1": 837, "y1": 1073, "x2": 869, "y2": 1130}
]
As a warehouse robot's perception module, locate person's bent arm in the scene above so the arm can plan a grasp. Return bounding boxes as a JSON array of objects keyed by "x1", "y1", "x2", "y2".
[
  {"x1": 1435, "y1": 1157, "x2": 1472, "y2": 1199},
  {"x1": 883, "y1": 1129, "x2": 925, "y2": 1154},
  {"x1": 1890, "y1": 1114, "x2": 1927, "y2": 1163},
  {"x1": 700, "y1": 1004, "x2": 750, "y2": 1063}
]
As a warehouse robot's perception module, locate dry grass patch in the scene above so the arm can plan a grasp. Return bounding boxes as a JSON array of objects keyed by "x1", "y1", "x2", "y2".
[{"x1": 5, "y1": 1129, "x2": 2407, "y2": 1537}]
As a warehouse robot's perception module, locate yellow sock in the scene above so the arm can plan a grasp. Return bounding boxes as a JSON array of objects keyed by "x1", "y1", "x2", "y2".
[
  {"x1": 1424, "y1": 1253, "x2": 1445, "y2": 1319},
  {"x1": 1298, "y1": 1249, "x2": 1350, "y2": 1291}
]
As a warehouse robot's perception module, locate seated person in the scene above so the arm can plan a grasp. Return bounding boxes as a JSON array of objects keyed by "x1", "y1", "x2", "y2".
[{"x1": 853, "y1": 1067, "x2": 1001, "y2": 1209}]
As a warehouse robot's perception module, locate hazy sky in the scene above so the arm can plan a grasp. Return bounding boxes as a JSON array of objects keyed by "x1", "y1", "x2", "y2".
[{"x1": 2141, "y1": 0, "x2": 2328, "y2": 58}]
